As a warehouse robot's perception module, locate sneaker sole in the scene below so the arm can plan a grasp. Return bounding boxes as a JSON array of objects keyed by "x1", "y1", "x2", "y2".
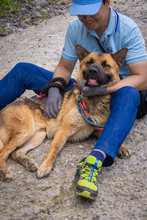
[{"x1": 74, "y1": 187, "x2": 97, "y2": 200}]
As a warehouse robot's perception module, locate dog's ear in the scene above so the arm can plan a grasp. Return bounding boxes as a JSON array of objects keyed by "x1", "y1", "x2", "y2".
[
  {"x1": 111, "y1": 48, "x2": 128, "y2": 67},
  {"x1": 76, "y1": 45, "x2": 90, "y2": 62}
]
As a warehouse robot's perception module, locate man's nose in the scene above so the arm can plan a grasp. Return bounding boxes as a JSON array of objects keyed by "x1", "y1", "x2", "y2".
[{"x1": 83, "y1": 15, "x2": 92, "y2": 22}]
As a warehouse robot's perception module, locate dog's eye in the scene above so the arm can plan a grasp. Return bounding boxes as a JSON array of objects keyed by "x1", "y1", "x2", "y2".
[
  {"x1": 86, "y1": 58, "x2": 94, "y2": 66},
  {"x1": 101, "y1": 61, "x2": 111, "y2": 69}
]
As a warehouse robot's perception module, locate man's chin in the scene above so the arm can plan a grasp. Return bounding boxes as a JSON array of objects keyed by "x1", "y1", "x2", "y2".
[{"x1": 84, "y1": 23, "x2": 96, "y2": 31}]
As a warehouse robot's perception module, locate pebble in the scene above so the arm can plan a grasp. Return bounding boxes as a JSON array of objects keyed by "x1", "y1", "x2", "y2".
[{"x1": 78, "y1": 145, "x2": 85, "y2": 149}]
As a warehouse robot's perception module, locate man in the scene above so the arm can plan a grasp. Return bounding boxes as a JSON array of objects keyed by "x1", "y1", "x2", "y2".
[{"x1": 0, "y1": 0, "x2": 147, "y2": 199}]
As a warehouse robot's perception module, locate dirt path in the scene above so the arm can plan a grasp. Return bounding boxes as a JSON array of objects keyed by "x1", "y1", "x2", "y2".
[{"x1": 0, "y1": 1, "x2": 147, "y2": 219}]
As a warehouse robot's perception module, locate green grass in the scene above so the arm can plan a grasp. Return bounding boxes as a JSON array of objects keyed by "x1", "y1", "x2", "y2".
[
  {"x1": 42, "y1": 10, "x2": 46, "y2": 19},
  {"x1": 0, "y1": 0, "x2": 20, "y2": 16},
  {"x1": 0, "y1": 0, "x2": 57, "y2": 17},
  {"x1": 48, "y1": 0, "x2": 56, "y2": 4},
  {"x1": 0, "y1": 26, "x2": 10, "y2": 36}
]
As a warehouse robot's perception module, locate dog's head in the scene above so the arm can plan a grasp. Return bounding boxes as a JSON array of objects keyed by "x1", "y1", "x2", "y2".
[{"x1": 75, "y1": 45, "x2": 128, "y2": 87}]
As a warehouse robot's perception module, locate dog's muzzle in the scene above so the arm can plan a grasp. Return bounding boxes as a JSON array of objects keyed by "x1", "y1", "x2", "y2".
[{"x1": 86, "y1": 65, "x2": 101, "y2": 86}]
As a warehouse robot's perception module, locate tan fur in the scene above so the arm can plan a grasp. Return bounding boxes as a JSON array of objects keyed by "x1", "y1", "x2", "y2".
[{"x1": 0, "y1": 45, "x2": 130, "y2": 181}]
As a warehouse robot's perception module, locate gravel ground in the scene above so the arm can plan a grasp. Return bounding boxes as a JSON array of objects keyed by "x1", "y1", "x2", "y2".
[
  {"x1": 0, "y1": 0, "x2": 147, "y2": 220},
  {"x1": 0, "y1": 0, "x2": 71, "y2": 36}
]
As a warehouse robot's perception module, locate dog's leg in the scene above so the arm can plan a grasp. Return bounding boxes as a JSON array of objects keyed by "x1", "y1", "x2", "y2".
[
  {"x1": 37, "y1": 125, "x2": 73, "y2": 179},
  {"x1": 0, "y1": 129, "x2": 36, "y2": 181},
  {"x1": 0, "y1": 158, "x2": 12, "y2": 182},
  {"x1": 117, "y1": 145, "x2": 131, "y2": 158},
  {"x1": 11, "y1": 130, "x2": 46, "y2": 172},
  {"x1": 0, "y1": 139, "x2": 22, "y2": 181},
  {"x1": 0, "y1": 139, "x2": 25, "y2": 181}
]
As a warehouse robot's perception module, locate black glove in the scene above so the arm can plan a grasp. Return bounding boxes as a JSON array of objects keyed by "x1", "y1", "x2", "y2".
[
  {"x1": 44, "y1": 88, "x2": 62, "y2": 120},
  {"x1": 79, "y1": 80, "x2": 107, "y2": 96}
]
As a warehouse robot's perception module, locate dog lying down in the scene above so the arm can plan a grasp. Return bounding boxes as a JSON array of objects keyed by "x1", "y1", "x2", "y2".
[{"x1": 0, "y1": 45, "x2": 131, "y2": 181}]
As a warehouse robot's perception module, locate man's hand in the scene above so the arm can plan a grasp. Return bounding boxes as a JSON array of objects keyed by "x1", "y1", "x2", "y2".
[
  {"x1": 44, "y1": 88, "x2": 62, "y2": 120},
  {"x1": 79, "y1": 80, "x2": 107, "y2": 96}
]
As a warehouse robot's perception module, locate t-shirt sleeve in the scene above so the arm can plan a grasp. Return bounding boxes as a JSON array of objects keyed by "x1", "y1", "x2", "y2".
[
  {"x1": 124, "y1": 26, "x2": 147, "y2": 64},
  {"x1": 61, "y1": 22, "x2": 78, "y2": 61}
]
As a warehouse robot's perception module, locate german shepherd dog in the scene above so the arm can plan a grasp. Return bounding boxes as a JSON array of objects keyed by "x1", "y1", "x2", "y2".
[{"x1": 0, "y1": 45, "x2": 130, "y2": 181}]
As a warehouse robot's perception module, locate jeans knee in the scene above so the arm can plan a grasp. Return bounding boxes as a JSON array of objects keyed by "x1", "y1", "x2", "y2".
[
  {"x1": 112, "y1": 86, "x2": 140, "y2": 109},
  {"x1": 124, "y1": 86, "x2": 140, "y2": 108},
  {"x1": 12, "y1": 62, "x2": 34, "y2": 81},
  {"x1": 13, "y1": 62, "x2": 27, "y2": 71}
]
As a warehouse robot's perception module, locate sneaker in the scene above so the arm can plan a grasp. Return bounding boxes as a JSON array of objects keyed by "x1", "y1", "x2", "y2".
[
  {"x1": 74, "y1": 155, "x2": 102, "y2": 200},
  {"x1": 75, "y1": 157, "x2": 86, "y2": 182}
]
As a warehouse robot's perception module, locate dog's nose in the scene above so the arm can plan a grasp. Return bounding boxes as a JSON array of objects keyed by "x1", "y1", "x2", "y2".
[{"x1": 89, "y1": 66, "x2": 98, "y2": 74}]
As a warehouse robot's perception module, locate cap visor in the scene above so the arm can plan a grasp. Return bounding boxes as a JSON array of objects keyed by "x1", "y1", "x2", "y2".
[{"x1": 70, "y1": 1, "x2": 102, "y2": 16}]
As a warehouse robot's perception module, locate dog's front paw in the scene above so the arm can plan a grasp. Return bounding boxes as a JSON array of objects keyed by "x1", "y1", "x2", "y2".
[
  {"x1": 117, "y1": 145, "x2": 131, "y2": 158},
  {"x1": 0, "y1": 168, "x2": 12, "y2": 181},
  {"x1": 36, "y1": 164, "x2": 52, "y2": 179}
]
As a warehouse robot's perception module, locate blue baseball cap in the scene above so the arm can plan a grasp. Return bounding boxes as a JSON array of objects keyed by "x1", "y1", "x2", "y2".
[{"x1": 70, "y1": 0, "x2": 103, "y2": 16}]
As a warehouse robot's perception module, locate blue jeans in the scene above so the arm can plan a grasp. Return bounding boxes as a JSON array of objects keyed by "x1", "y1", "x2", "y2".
[
  {"x1": 94, "y1": 86, "x2": 140, "y2": 166},
  {"x1": 0, "y1": 63, "x2": 140, "y2": 166},
  {"x1": 0, "y1": 62, "x2": 76, "y2": 109}
]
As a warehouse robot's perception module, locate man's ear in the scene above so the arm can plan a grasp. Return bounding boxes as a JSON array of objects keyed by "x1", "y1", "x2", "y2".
[
  {"x1": 111, "y1": 48, "x2": 128, "y2": 67},
  {"x1": 75, "y1": 45, "x2": 90, "y2": 62},
  {"x1": 105, "y1": 0, "x2": 110, "y2": 8}
]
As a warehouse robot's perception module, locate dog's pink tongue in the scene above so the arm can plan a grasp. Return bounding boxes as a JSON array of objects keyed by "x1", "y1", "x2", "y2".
[{"x1": 89, "y1": 79, "x2": 97, "y2": 85}]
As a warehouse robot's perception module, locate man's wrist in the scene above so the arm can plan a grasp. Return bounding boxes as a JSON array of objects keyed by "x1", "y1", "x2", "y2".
[
  {"x1": 48, "y1": 87, "x2": 60, "y2": 92},
  {"x1": 106, "y1": 85, "x2": 116, "y2": 94},
  {"x1": 41, "y1": 77, "x2": 67, "y2": 96}
]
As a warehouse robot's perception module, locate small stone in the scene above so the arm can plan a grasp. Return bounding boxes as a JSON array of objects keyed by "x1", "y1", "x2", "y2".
[
  {"x1": 36, "y1": 5, "x2": 41, "y2": 10},
  {"x1": 23, "y1": 19, "x2": 32, "y2": 24},
  {"x1": 79, "y1": 145, "x2": 85, "y2": 149},
  {"x1": 35, "y1": 13, "x2": 42, "y2": 18},
  {"x1": 33, "y1": 22, "x2": 39, "y2": 26},
  {"x1": 20, "y1": 22, "x2": 28, "y2": 28}
]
